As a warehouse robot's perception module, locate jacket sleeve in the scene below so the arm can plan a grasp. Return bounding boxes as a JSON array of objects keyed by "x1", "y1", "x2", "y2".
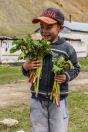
[
  {"x1": 65, "y1": 48, "x2": 80, "y2": 81},
  {"x1": 22, "y1": 65, "x2": 29, "y2": 77}
]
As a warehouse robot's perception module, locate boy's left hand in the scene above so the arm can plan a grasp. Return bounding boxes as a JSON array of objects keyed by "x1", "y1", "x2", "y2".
[{"x1": 54, "y1": 74, "x2": 66, "y2": 84}]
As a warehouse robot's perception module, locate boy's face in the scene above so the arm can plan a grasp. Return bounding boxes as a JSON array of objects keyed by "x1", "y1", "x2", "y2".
[{"x1": 40, "y1": 22, "x2": 61, "y2": 43}]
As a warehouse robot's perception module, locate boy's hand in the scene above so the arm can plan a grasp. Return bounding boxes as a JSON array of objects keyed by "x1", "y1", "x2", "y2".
[
  {"x1": 23, "y1": 60, "x2": 41, "y2": 71},
  {"x1": 54, "y1": 74, "x2": 66, "y2": 84}
]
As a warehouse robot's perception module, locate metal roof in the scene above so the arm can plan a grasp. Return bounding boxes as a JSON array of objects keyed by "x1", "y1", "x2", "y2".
[{"x1": 64, "y1": 21, "x2": 88, "y2": 32}]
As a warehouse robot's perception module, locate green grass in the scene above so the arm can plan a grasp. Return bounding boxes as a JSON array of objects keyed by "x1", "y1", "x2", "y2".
[
  {"x1": 79, "y1": 58, "x2": 88, "y2": 71},
  {"x1": 0, "y1": 66, "x2": 26, "y2": 84},
  {"x1": 68, "y1": 92, "x2": 88, "y2": 132},
  {"x1": 0, "y1": 93, "x2": 88, "y2": 132},
  {"x1": 0, "y1": 104, "x2": 32, "y2": 132}
]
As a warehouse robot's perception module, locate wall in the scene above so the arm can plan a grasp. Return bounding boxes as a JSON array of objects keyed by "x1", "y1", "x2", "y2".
[
  {"x1": 60, "y1": 32, "x2": 88, "y2": 58},
  {"x1": 0, "y1": 40, "x2": 23, "y2": 63}
]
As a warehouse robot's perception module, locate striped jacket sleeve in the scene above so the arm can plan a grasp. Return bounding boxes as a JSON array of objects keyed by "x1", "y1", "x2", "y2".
[{"x1": 65, "y1": 48, "x2": 80, "y2": 81}]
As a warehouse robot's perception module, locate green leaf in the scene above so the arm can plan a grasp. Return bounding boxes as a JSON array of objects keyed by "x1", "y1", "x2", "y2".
[{"x1": 52, "y1": 55, "x2": 73, "y2": 75}]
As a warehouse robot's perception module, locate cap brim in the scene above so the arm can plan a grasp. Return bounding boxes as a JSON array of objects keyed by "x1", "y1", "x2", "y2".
[{"x1": 32, "y1": 16, "x2": 57, "y2": 24}]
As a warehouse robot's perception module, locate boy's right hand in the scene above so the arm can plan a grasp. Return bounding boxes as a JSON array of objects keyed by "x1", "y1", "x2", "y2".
[{"x1": 23, "y1": 60, "x2": 41, "y2": 71}]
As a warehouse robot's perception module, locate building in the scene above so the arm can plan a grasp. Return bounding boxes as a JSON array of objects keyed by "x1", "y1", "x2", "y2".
[
  {"x1": 60, "y1": 21, "x2": 88, "y2": 58},
  {"x1": 0, "y1": 21, "x2": 88, "y2": 63},
  {"x1": 0, "y1": 36, "x2": 24, "y2": 64}
]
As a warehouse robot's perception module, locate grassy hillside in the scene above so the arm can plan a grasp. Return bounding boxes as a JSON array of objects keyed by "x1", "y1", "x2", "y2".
[{"x1": 0, "y1": 0, "x2": 88, "y2": 36}]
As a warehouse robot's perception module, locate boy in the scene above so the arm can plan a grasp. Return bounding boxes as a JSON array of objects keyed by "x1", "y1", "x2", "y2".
[{"x1": 22, "y1": 8, "x2": 80, "y2": 132}]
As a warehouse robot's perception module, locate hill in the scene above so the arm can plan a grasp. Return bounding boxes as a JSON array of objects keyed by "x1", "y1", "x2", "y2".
[{"x1": 0, "y1": 0, "x2": 88, "y2": 36}]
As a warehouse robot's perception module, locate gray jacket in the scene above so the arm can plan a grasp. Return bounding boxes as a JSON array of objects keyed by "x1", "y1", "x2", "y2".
[{"x1": 22, "y1": 38, "x2": 80, "y2": 100}]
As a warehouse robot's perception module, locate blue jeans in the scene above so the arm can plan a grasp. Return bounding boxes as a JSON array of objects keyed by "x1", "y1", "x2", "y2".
[{"x1": 30, "y1": 97, "x2": 69, "y2": 132}]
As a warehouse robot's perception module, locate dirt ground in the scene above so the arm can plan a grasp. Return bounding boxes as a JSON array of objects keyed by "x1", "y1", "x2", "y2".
[{"x1": 0, "y1": 72, "x2": 88, "y2": 108}]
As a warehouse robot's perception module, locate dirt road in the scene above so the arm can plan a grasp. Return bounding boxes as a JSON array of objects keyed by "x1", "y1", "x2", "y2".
[{"x1": 0, "y1": 72, "x2": 88, "y2": 108}]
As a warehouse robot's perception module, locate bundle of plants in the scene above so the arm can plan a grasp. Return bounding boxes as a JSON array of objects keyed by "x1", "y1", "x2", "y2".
[
  {"x1": 10, "y1": 35, "x2": 52, "y2": 96},
  {"x1": 50, "y1": 55, "x2": 73, "y2": 107}
]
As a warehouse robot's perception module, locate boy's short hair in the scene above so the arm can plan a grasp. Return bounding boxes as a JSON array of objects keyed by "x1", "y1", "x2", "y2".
[{"x1": 32, "y1": 8, "x2": 64, "y2": 25}]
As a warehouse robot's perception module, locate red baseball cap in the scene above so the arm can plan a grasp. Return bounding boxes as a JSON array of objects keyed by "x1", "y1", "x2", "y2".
[{"x1": 32, "y1": 8, "x2": 64, "y2": 25}]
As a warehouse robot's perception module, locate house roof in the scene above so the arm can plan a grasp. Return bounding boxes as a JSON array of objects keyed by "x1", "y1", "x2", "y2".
[
  {"x1": 64, "y1": 21, "x2": 88, "y2": 32},
  {"x1": 0, "y1": 36, "x2": 17, "y2": 40}
]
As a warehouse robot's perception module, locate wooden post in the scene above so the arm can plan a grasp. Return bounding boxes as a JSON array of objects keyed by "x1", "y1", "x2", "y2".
[{"x1": 69, "y1": 14, "x2": 72, "y2": 23}]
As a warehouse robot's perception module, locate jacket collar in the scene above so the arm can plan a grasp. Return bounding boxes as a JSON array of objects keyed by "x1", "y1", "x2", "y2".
[{"x1": 52, "y1": 37, "x2": 65, "y2": 45}]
